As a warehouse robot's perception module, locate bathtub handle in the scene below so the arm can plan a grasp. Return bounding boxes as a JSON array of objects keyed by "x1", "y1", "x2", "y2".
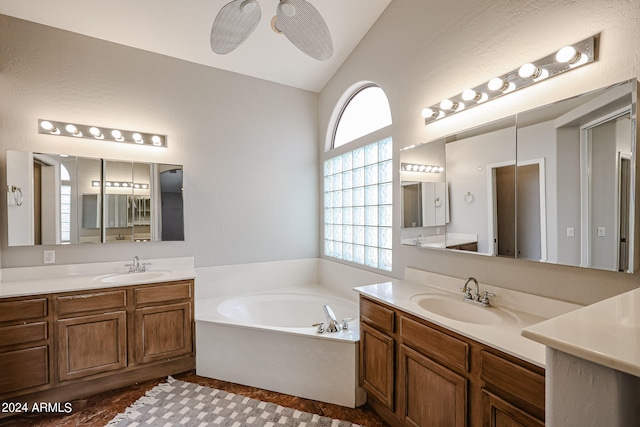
[
  {"x1": 341, "y1": 318, "x2": 354, "y2": 330},
  {"x1": 312, "y1": 322, "x2": 325, "y2": 334}
]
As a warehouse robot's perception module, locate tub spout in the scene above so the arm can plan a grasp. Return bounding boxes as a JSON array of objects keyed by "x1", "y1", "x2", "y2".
[{"x1": 323, "y1": 305, "x2": 342, "y2": 333}]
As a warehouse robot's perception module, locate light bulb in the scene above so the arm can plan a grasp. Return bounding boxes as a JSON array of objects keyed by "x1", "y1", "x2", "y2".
[
  {"x1": 105, "y1": 182, "x2": 113, "y2": 187},
  {"x1": 91, "y1": 181, "x2": 101, "y2": 187},
  {"x1": 132, "y1": 133, "x2": 143, "y2": 144},
  {"x1": 488, "y1": 77, "x2": 507, "y2": 92},
  {"x1": 518, "y1": 63, "x2": 544, "y2": 79},
  {"x1": 41, "y1": 121, "x2": 56, "y2": 132},
  {"x1": 461, "y1": 89, "x2": 478, "y2": 101},
  {"x1": 113, "y1": 182, "x2": 120, "y2": 187},
  {"x1": 440, "y1": 99, "x2": 460, "y2": 111},
  {"x1": 421, "y1": 108, "x2": 443, "y2": 120},
  {"x1": 89, "y1": 127, "x2": 104, "y2": 139},
  {"x1": 112, "y1": 130, "x2": 123, "y2": 141},
  {"x1": 152, "y1": 135, "x2": 162, "y2": 146},
  {"x1": 438, "y1": 167, "x2": 444, "y2": 172},
  {"x1": 65, "y1": 124, "x2": 82, "y2": 136},
  {"x1": 556, "y1": 46, "x2": 579, "y2": 63}
]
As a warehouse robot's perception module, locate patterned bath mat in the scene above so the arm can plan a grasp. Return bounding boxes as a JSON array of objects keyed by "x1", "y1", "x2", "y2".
[{"x1": 106, "y1": 377, "x2": 363, "y2": 427}]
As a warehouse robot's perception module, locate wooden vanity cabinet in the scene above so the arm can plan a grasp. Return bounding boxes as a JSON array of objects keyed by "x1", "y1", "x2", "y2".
[
  {"x1": 358, "y1": 295, "x2": 544, "y2": 427},
  {"x1": 0, "y1": 296, "x2": 52, "y2": 398},
  {"x1": 0, "y1": 280, "x2": 194, "y2": 418},
  {"x1": 133, "y1": 281, "x2": 193, "y2": 364}
]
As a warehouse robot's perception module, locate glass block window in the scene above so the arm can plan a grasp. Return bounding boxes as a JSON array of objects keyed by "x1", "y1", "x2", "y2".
[
  {"x1": 60, "y1": 164, "x2": 71, "y2": 243},
  {"x1": 324, "y1": 137, "x2": 393, "y2": 271}
]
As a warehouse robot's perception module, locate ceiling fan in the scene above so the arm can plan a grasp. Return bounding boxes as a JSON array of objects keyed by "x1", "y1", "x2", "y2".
[{"x1": 210, "y1": 0, "x2": 334, "y2": 61}]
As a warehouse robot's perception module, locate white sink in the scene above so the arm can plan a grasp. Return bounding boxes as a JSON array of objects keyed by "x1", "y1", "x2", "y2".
[
  {"x1": 94, "y1": 271, "x2": 170, "y2": 283},
  {"x1": 410, "y1": 293, "x2": 518, "y2": 325}
]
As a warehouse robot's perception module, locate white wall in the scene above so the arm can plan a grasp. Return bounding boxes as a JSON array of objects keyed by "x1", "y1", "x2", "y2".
[
  {"x1": 319, "y1": 0, "x2": 640, "y2": 304},
  {"x1": 0, "y1": 15, "x2": 319, "y2": 268}
]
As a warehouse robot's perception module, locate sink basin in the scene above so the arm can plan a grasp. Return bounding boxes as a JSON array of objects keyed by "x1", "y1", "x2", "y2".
[
  {"x1": 410, "y1": 293, "x2": 518, "y2": 325},
  {"x1": 95, "y1": 271, "x2": 170, "y2": 283}
]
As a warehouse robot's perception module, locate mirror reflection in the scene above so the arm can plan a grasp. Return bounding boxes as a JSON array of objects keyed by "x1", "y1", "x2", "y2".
[
  {"x1": 516, "y1": 80, "x2": 636, "y2": 271},
  {"x1": 402, "y1": 79, "x2": 637, "y2": 273},
  {"x1": 400, "y1": 139, "x2": 448, "y2": 248},
  {"x1": 445, "y1": 116, "x2": 517, "y2": 255},
  {"x1": 6, "y1": 151, "x2": 184, "y2": 246}
]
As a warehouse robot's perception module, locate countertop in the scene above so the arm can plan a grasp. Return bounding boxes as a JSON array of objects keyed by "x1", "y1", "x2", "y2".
[
  {"x1": 354, "y1": 273, "x2": 582, "y2": 368},
  {"x1": 0, "y1": 257, "x2": 196, "y2": 298},
  {"x1": 522, "y1": 287, "x2": 640, "y2": 377}
]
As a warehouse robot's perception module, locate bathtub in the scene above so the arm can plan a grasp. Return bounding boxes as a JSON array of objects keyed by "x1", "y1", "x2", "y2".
[{"x1": 195, "y1": 285, "x2": 366, "y2": 408}]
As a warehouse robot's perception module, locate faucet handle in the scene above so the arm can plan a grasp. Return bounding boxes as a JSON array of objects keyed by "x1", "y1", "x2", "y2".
[
  {"x1": 312, "y1": 322, "x2": 325, "y2": 334},
  {"x1": 341, "y1": 318, "x2": 354, "y2": 330},
  {"x1": 140, "y1": 262, "x2": 151, "y2": 272},
  {"x1": 480, "y1": 291, "x2": 496, "y2": 306}
]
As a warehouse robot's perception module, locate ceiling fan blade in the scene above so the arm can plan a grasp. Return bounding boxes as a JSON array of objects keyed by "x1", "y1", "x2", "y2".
[
  {"x1": 276, "y1": 0, "x2": 333, "y2": 61},
  {"x1": 210, "y1": 0, "x2": 261, "y2": 55}
]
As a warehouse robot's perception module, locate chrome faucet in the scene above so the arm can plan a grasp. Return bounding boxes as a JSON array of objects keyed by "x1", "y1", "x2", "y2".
[
  {"x1": 461, "y1": 277, "x2": 478, "y2": 300},
  {"x1": 126, "y1": 256, "x2": 150, "y2": 273},
  {"x1": 460, "y1": 277, "x2": 495, "y2": 307},
  {"x1": 323, "y1": 305, "x2": 342, "y2": 333}
]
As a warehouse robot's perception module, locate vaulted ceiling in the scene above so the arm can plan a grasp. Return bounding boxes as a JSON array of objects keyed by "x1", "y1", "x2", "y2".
[{"x1": 0, "y1": 0, "x2": 391, "y2": 92}]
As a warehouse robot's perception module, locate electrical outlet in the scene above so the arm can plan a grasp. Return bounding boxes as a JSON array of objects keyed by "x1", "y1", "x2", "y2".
[
  {"x1": 44, "y1": 250, "x2": 55, "y2": 264},
  {"x1": 566, "y1": 227, "x2": 575, "y2": 237},
  {"x1": 597, "y1": 227, "x2": 606, "y2": 237}
]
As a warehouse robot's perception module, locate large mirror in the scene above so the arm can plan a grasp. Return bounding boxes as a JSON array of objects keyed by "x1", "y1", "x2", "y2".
[
  {"x1": 6, "y1": 151, "x2": 184, "y2": 246},
  {"x1": 402, "y1": 78, "x2": 638, "y2": 273}
]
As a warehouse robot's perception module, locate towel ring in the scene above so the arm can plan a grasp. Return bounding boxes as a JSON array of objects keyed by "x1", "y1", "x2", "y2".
[
  {"x1": 9, "y1": 185, "x2": 23, "y2": 206},
  {"x1": 463, "y1": 192, "x2": 474, "y2": 204}
]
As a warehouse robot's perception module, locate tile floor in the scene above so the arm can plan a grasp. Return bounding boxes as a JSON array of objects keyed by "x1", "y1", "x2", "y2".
[{"x1": 0, "y1": 371, "x2": 389, "y2": 426}]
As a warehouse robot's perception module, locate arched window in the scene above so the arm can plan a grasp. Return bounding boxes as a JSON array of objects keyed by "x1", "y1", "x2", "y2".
[
  {"x1": 333, "y1": 85, "x2": 392, "y2": 148},
  {"x1": 323, "y1": 84, "x2": 393, "y2": 272}
]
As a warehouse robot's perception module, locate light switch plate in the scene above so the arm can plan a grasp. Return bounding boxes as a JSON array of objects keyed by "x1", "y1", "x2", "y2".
[
  {"x1": 597, "y1": 227, "x2": 606, "y2": 237},
  {"x1": 566, "y1": 227, "x2": 575, "y2": 237},
  {"x1": 44, "y1": 250, "x2": 55, "y2": 264}
]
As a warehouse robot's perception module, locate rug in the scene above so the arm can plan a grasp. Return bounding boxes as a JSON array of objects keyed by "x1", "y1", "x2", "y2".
[{"x1": 106, "y1": 377, "x2": 363, "y2": 427}]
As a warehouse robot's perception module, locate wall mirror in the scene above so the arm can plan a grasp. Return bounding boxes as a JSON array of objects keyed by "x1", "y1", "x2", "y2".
[
  {"x1": 6, "y1": 151, "x2": 184, "y2": 246},
  {"x1": 403, "y1": 78, "x2": 638, "y2": 273}
]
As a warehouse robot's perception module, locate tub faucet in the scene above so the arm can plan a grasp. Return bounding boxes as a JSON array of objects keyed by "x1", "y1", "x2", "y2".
[{"x1": 323, "y1": 305, "x2": 342, "y2": 333}]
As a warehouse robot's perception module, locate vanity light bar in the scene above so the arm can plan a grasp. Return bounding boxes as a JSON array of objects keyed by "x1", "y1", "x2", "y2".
[
  {"x1": 421, "y1": 35, "x2": 597, "y2": 124},
  {"x1": 92, "y1": 180, "x2": 149, "y2": 189},
  {"x1": 401, "y1": 162, "x2": 444, "y2": 173},
  {"x1": 38, "y1": 120, "x2": 167, "y2": 148}
]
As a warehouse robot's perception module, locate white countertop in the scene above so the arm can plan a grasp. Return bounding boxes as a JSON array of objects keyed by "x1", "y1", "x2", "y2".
[
  {"x1": 522, "y1": 287, "x2": 640, "y2": 377},
  {"x1": 0, "y1": 257, "x2": 196, "y2": 298},
  {"x1": 354, "y1": 272, "x2": 582, "y2": 368}
]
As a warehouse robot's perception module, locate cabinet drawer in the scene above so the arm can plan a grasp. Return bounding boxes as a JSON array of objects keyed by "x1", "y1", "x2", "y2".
[
  {"x1": 0, "y1": 322, "x2": 48, "y2": 347},
  {"x1": 401, "y1": 316, "x2": 469, "y2": 372},
  {"x1": 360, "y1": 297, "x2": 395, "y2": 334},
  {"x1": 481, "y1": 351, "x2": 545, "y2": 411},
  {"x1": 0, "y1": 298, "x2": 47, "y2": 322},
  {"x1": 57, "y1": 290, "x2": 127, "y2": 315},
  {"x1": 134, "y1": 281, "x2": 192, "y2": 305},
  {"x1": 0, "y1": 346, "x2": 49, "y2": 394}
]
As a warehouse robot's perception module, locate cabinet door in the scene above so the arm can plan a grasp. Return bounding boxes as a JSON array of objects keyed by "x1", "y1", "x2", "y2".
[
  {"x1": 134, "y1": 302, "x2": 192, "y2": 364},
  {"x1": 400, "y1": 345, "x2": 467, "y2": 427},
  {"x1": 482, "y1": 390, "x2": 544, "y2": 427},
  {"x1": 0, "y1": 346, "x2": 49, "y2": 395},
  {"x1": 57, "y1": 311, "x2": 127, "y2": 381},
  {"x1": 360, "y1": 322, "x2": 395, "y2": 410}
]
